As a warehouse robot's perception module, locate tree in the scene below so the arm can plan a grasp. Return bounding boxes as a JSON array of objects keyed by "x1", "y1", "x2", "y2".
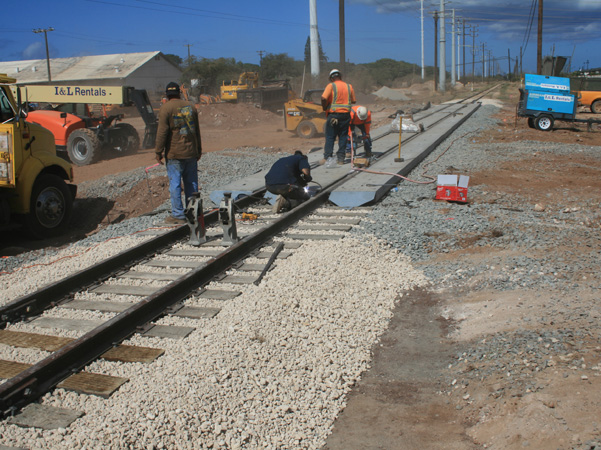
[
  {"x1": 261, "y1": 53, "x2": 303, "y2": 80},
  {"x1": 304, "y1": 33, "x2": 328, "y2": 69},
  {"x1": 163, "y1": 53, "x2": 183, "y2": 68},
  {"x1": 181, "y1": 57, "x2": 260, "y2": 95}
]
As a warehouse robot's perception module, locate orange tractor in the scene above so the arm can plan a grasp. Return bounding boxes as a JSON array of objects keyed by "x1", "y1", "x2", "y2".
[{"x1": 15, "y1": 85, "x2": 157, "y2": 166}]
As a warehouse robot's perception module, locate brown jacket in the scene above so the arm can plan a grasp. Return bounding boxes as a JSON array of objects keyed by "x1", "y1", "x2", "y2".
[{"x1": 155, "y1": 98, "x2": 202, "y2": 160}]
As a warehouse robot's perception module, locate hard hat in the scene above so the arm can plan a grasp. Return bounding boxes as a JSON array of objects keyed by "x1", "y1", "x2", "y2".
[
  {"x1": 357, "y1": 106, "x2": 368, "y2": 121},
  {"x1": 329, "y1": 69, "x2": 341, "y2": 79}
]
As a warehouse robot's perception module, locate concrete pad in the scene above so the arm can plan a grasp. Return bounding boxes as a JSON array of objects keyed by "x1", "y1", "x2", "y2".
[
  {"x1": 142, "y1": 325, "x2": 195, "y2": 339},
  {"x1": 61, "y1": 299, "x2": 134, "y2": 312},
  {"x1": 285, "y1": 233, "x2": 344, "y2": 240},
  {"x1": 144, "y1": 260, "x2": 205, "y2": 269},
  {"x1": 7, "y1": 404, "x2": 83, "y2": 430},
  {"x1": 172, "y1": 306, "x2": 220, "y2": 319},
  {"x1": 198, "y1": 289, "x2": 241, "y2": 300},
  {"x1": 89, "y1": 285, "x2": 158, "y2": 297},
  {"x1": 119, "y1": 271, "x2": 182, "y2": 281},
  {"x1": 31, "y1": 317, "x2": 103, "y2": 333}
]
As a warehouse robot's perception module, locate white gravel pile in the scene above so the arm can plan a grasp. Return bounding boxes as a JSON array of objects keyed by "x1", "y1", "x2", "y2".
[{"x1": 0, "y1": 236, "x2": 427, "y2": 449}]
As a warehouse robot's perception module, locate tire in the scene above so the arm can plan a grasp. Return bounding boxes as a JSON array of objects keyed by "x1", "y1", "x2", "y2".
[
  {"x1": 25, "y1": 174, "x2": 73, "y2": 239},
  {"x1": 67, "y1": 128, "x2": 101, "y2": 166},
  {"x1": 296, "y1": 120, "x2": 317, "y2": 139},
  {"x1": 113, "y1": 123, "x2": 140, "y2": 154},
  {"x1": 591, "y1": 100, "x2": 601, "y2": 114},
  {"x1": 534, "y1": 115, "x2": 554, "y2": 131},
  {"x1": 527, "y1": 117, "x2": 535, "y2": 128}
]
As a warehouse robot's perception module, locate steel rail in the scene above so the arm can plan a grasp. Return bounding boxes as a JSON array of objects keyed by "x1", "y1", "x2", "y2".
[
  {"x1": 0, "y1": 174, "x2": 353, "y2": 419},
  {"x1": 0, "y1": 191, "x2": 264, "y2": 328}
]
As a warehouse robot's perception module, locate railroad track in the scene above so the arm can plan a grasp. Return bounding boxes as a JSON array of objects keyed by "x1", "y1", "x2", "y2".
[{"x1": 0, "y1": 87, "x2": 499, "y2": 426}]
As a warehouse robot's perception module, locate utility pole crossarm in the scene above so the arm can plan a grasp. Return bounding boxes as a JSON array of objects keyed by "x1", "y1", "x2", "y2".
[{"x1": 32, "y1": 27, "x2": 54, "y2": 82}]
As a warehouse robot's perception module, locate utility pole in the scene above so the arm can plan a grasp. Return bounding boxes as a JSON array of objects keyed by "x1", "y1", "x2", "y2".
[
  {"x1": 472, "y1": 26, "x2": 477, "y2": 81},
  {"x1": 309, "y1": 0, "x2": 320, "y2": 78},
  {"x1": 537, "y1": 0, "x2": 543, "y2": 74},
  {"x1": 451, "y1": 9, "x2": 456, "y2": 87},
  {"x1": 457, "y1": 23, "x2": 461, "y2": 81},
  {"x1": 482, "y1": 43, "x2": 485, "y2": 81},
  {"x1": 462, "y1": 20, "x2": 467, "y2": 83},
  {"x1": 420, "y1": 0, "x2": 425, "y2": 79},
  {"x1": 32, "y1": 27, "x2": 54, "y2": 82},
  {"x1": 433, "y1": 11, "x2": 438, "y2": 91},
  {"x1": 339, "y1": 0, "x2": 346, "y2": 72},
  {"x1": 439, "y1": 0, "x2": 446, "y2": 93},
  {"x1": 257, "y1": 50, "x2": 265, "y2": 78},
  {"x1": 184, "y1": 44, "x2": 193, "y2": 65},
  {"x1": 257, "y1": 50, "x2": 265, "y2": 66}
]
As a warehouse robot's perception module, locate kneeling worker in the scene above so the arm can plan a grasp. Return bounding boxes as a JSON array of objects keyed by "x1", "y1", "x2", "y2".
[
  {"x1": 265, "y1": 151, "x2": 312, "y2": 213},
  {"x1": 348, "y1": 105, "x2": 372, "y2": 157}
]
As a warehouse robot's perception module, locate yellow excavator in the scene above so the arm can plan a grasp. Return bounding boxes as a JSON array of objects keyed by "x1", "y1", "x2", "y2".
[{"x1": 220, "y1": 72, "x2": 259, "y2": 102}]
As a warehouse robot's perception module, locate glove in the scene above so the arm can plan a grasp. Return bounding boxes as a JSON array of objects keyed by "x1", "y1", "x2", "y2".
[
  {"x1": 329, "y1": 117, "x2": 338, "y2": 127},
  {"x1": 299, "y1": 172, "x2": 312, "y2": 185}
]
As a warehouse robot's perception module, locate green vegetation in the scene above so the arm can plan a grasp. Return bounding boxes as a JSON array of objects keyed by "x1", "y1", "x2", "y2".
[{"x1": 175, "y1": 52, "x2": 433, "y2": 97}]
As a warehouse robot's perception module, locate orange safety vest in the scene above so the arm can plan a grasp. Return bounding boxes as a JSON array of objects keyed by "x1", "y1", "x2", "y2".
[
  {"x1": 324, "y1": 80, "x2": 353, "y2": 113},
  {"x1": 349, "y1": 106, "x2": 372, "y2": 136}
]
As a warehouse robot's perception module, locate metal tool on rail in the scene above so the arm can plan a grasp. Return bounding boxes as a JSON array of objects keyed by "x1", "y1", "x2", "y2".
[
  {"x1": 184, "y1": 192, "x2": 206, "y2": 246},
  {"x1": 219, "y1": 192, "x2": 240, "y2": 245}
]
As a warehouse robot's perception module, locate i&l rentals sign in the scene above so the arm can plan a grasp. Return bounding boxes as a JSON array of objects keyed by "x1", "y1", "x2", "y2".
[{"x1": 14, "y1": 85, "x2": 125, "y2": 104}]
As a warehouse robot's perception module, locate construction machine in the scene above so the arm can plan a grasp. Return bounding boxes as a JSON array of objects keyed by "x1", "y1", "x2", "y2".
[
  {"x1": 571, "y1": 77, "x2": 601, "y2": 113},
  {"x1": 284, "y1": 89, "x2": 327, "y2": 138},
  {"x1": 220, "y1": 72, "x2": 259, "y2": 102},
  {"x1": 14, "y1": 85, "x2": 158, "y2": 166},
  {"x1": 0, "y1": 74, "x2": 77, "y2": 238}
]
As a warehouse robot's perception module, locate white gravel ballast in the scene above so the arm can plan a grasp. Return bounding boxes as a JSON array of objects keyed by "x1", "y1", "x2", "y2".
[{"x1": 0, "y1": 235, "x2": 428, "y2": 450}]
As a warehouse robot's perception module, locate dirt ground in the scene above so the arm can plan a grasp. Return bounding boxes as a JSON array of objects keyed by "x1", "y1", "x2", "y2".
[
  {"x1": 6, "y1": 82, "x2": 601, "y2": 448},
  {"x1": 324, "y1": 92, "x2": 601, "y2": 450}
]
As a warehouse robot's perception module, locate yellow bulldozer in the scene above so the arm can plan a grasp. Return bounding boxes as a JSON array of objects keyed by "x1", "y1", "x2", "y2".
[
  {"x1": 220, "y1": 72, "x2": 259, "y2": 102},
  {"x1": 284, "y1": 89, "x2": 327, "y2": 139}
]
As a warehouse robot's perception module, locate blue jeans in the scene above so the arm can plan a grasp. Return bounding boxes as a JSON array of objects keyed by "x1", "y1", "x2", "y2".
[
  {"x1": 324, "y1": 112, "x2": 351, "y2": 161},
  {"x1": 166, "y1": 158, "x2": 198, "y2": 219}
]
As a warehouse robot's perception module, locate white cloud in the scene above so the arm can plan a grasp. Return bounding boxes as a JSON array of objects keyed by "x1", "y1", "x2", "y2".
[{"x1": 22, "y1": 42, "x2": 45, "y2": 60}]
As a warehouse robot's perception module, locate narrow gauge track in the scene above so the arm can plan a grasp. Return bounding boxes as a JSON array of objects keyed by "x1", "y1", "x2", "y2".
[{"x1": 0, "y1": 86, "x2": 499, "y2": 422}]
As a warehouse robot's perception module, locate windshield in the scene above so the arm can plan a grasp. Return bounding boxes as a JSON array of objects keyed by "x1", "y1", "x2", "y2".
[{"x1": 0, "y1": 87, "x2": 16, "y2": 123}]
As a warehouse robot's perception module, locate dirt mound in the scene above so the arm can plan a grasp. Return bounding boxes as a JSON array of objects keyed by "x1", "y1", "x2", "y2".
[{"x1": 197, "y1": 103, "x2": 281, "y2": 129}]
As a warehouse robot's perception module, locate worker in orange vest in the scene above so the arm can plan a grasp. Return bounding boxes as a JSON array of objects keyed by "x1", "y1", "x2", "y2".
[
  {"x1": 347, "y1": 105, "x2": 372, "y2": 157},
  {"x1": 320, "y1": 69, "x2": 356, "y2": 165}
]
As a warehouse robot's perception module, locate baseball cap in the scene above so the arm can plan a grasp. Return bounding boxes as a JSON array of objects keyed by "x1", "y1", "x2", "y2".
[{"x1": 166, "y1": 82, "x2": 180, "y2": 95}]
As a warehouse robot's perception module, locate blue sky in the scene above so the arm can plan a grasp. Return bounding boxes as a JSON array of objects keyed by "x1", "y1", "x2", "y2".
[{"x1": 1, "y1": 0, "x2": 600, "y2": 75}]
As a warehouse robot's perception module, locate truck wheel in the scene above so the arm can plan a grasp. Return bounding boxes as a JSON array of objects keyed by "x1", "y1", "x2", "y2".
[
  {"x1": 67, "y1": 128, "x2": 101, "y2": 166},
  {"x1": 591, "y1": 100, "x2": 601, "y2": 114},
  {"x1": 527, "y1": 118, "x2": 535, "y2": 128},
  {"x1": 297, "y1": 121, "x2": 317, "y2": 139},
  {"x1": 534, "y1": 115, "x2": 554, "y2": 131},
  {"x1": 114, "y1": 123, "x2": 140, "y2": 154},
  {"x1": 25, "y1": 174, "x2": 73, "y2": 239}
]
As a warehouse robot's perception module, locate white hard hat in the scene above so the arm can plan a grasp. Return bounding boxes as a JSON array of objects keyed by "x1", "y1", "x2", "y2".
[
  {"x1": 329, "y1": 69, "x2": 341, "y2": 79},
  {"x1": 357, "y1": 106, "x2": 368, "y2": 121}
]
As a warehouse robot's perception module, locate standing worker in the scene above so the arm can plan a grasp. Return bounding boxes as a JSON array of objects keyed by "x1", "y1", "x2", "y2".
[
  {"x1": 347, "y1": 105, "x2": 372, "y2": 157},
  {"x1": 320, "y1": 69, "x2": 356, "y2": 165},
  {"x1": 155, "y1": 81, "x2": 202, "y2": 224},
  {"x1": 265, "y1": 151, "x2": 312, "y2": 214}
]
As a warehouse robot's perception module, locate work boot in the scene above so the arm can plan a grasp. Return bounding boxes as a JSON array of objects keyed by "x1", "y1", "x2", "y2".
[
  {"x1": 273, "y1": 195, "x2": 288, "y2": 213},
  {"x1": 319, "y1": 159, "x2": 327, "y2": 165},
  {"x1": 165, "y1": 216, "x2": 186, "y2": 225},
  {"x1": 337, "y1": 159, "x2": 345, "y2": 165}
]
